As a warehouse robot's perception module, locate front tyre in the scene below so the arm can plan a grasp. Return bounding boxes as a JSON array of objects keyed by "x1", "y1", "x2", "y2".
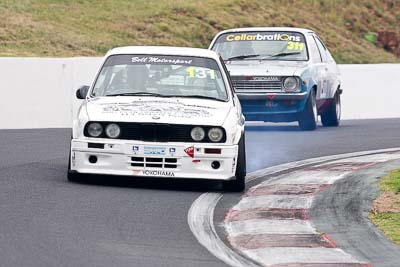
[
  {"x1": 223, "y1": 134, "x2": 246, "y2": 192},
  {"x1": 298, "y1": 90, "x2": 317, "y2": 131},
  {"x1": 321, "y1": 92, "x2": 341, "y2": 127}
]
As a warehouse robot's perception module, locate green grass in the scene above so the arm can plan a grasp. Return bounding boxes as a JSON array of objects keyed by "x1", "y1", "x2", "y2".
[
  {"x1": 0, "y1": 0, "x2": 399, "y2": 63},
  {"x1": 370, "y1": 169, "x2": 400, "y2": 245},
  {"x1": 370, "y1": 213, "x2": 400, "y2": 245},
  {"x1": 380, "y1": 169, "x2": 400, "y2": 193}
]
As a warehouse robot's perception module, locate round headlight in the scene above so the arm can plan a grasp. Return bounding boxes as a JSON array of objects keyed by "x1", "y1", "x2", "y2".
[
  {"x1": 87, "y1": 122, "x2": 103, "y2": 137},
  {"x1": 191, "y1": 127, "x2": 205, "y2": 141},
  {"x1": 105, "y1": 123, "x2": 121, "y2": 138},
  {"x1": 283, "y1": 77, "x2": 298, "y2": 91},
  {"x1": 208, "y1": 128, "x2": 223, "y2": 142}
]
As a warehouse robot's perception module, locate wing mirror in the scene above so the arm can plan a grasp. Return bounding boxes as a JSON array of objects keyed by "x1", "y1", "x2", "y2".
[{"x1": 76, "y1": 85, "x2": 89, "y2": 99}]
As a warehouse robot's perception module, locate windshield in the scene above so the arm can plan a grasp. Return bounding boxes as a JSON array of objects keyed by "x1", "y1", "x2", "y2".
[
  {"x1": 212, "y1": 31, "x2": 308, "y2": 61},
  {"x1": 91, "y1": 54, "x2": 228, "y2": 101}
]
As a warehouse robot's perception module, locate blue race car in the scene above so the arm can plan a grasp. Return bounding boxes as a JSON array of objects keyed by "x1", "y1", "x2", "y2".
[{"x1": 209, "y1": 27, "x2": 342, "y2": 130}]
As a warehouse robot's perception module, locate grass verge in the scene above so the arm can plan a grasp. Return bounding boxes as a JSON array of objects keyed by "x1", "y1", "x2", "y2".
[
  {"x1": 370, "y1": 169, "x2": 400, "y2": 245},
  {"x1": 0, "y1": 0, "x2": 399, "y2": 63}
]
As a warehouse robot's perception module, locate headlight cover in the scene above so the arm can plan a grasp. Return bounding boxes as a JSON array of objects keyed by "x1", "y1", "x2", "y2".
[
  {"x1": 105, "y1": 123, "x2": 121, "y2": 138},
  {"x1": 87, "y1": 122, "x2": 103, "y2": 137},
  {"x1": 283, "y1": 77, "x2": 298, "y2": 91},
  {"x1": 191, "y1": 127, "x2": 205, "y2": 141},
  {"x1": 208, "y1": 128, "x2": 224, "y2": 142}
]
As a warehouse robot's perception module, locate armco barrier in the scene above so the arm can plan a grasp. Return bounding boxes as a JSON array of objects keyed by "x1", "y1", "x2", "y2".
[{"x1": 0, "y1": 57, "x2": 399, "y2": 129}]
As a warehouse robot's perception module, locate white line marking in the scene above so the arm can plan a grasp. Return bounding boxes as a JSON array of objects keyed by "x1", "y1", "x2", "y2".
[
  {"x1": 226, "y1": 219, "x2": 316, "y2": 236},
  {"x1": 232, "y1": 195, "x2": 314, "y2": 211},
  {"x1": 265, "y1": 170, "x2": 350, "y2": 185},
  {"x1": 333, "y1": 153, "x2": 400, "y2": 163},
  {"x1": 188, "y1": 148, "x2": 400, "y2": 267},
  {"x1": 188, "y1": 193, "x2": 259, "y2": 267},
  {"x1": 244, "y1": 247, "x2": 360, "y2": 265}
]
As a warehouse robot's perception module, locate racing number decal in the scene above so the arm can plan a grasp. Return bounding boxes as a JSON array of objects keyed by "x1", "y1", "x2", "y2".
[
  {"x1": 186, "y1": 67, "x2": 216, "y2": 79},
  {"x1": 287, "y1": 41, "x2": 304, "y2": 51}
]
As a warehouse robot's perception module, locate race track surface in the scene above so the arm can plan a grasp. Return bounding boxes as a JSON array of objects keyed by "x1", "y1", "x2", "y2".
[{"x1": 1, "y1": 118, "x2": 400, "y2": 267}]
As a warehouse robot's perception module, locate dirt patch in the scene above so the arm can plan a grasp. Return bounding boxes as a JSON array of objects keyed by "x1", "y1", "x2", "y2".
[{"x1": 372, "y1": 191, "x2": 400, "y2": 213}]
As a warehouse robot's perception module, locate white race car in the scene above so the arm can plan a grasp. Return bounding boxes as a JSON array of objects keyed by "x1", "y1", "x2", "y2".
[{"x1": 68, "y1": 46, "x2": 246, "y2": 191}]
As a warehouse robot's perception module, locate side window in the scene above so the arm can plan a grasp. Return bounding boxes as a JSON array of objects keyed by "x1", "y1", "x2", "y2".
[
  {"x1": 313, "y1": 35, "x2": 328, "y2": 63},
  {"x1": 308, "y1": 34, "x2": 322, "y2": 63}
]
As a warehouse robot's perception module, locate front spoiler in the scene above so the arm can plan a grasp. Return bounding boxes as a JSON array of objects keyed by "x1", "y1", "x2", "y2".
[{"x1": 70, "y1": 139, "x2": 239, "y2": 180}]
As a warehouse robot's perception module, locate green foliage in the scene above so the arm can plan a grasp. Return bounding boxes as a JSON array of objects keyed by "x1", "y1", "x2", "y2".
[
  {"x1": 0, "y1": 0, "x2": 399, "y2": 63},
  {"x1": 381, "y1": 169, "x2": 400, "y2": 194},
  {"x1": 370, "y1": 213, "x2": 400, "y2": 245}
]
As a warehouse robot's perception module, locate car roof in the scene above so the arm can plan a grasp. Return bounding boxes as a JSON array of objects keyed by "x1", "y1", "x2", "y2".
[
  {"x1": 106, "y1": 46, "x2": 221, "y2": 60},
  {"x1": 214, "y1": 27, "x2": 314, "y2": 35}
]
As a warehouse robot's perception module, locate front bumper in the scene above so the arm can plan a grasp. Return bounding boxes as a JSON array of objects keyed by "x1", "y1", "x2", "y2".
[
  {"x1": 238, "y1": 92, "x2": 309, "y2": 122},
  {"x1": 70, "y1": 139, "x2": 238, "y2": 180},
  {"x1": 237, "y1": 92, "x2": 307, "y2": 101}
]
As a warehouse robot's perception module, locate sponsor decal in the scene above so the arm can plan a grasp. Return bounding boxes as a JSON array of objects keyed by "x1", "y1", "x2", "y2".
[
  {"x1": 132, "y1": 170, "x2": 141, "y2": 175},
  {"x1": 184, "y1": 146, "x2": 195, "y2": 158},
  {"x1": 192, "y1": 159, "x2": 201, "y2": 163},
  {"x1": 266, "y1": 101, "x2": 278, "y2": 108},
  {"x1": 225, "y1": 33, "x2": 301, "y2": 42},
  {"x1": 169, "y1": 148, "x2": 176, "y2": 153},
  {"x1": 267, "y1": 94, "x2": 276, "y2": 100},
  {"x1": 144, "y1": 146, "x2": 166, "y2": 156},
  {"x1": 142, "y1": 170, "x2": 175, "y2": 177},
  {"x1": 252, "y1": 76, "x2": 280, "y2": 82},
  {"x1": 101, "y1": 100, "x2": 215, "y2": 119},
  {"x1": 71, "y1": 152, "x2": 76, "y2": 167},
  {"x1": 131, "y1": 56, "x2": 193, "y2": 65},
  {"x1": 231, "y1": 157, "x2": 236, "y2": 173}
]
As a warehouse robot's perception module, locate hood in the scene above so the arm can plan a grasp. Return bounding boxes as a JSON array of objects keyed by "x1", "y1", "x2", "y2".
[
  {"x1": 84, "y1": 97, "x2": 231, "y2": 126},
  {"x1": 225, "y1": 60, "x2": 309, "y2": 77}
]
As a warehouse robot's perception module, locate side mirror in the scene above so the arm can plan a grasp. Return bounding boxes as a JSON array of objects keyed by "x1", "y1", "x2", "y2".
[{"x1": 76, "y1": 85, "x2": 89, "y2": 100}]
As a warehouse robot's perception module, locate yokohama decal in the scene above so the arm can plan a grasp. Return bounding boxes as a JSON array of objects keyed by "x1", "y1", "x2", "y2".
[{"x1": 142, "y1": 170, "x2": 175, "y2": 177}]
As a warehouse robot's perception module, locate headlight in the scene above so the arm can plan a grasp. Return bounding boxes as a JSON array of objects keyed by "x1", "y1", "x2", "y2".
[
  {"x1": 208, "y1": 128, "x2": 223, "y2": 142},
  {"x1": 191, "y1": 127, "x2": 205, "y2": 141},
  {"x1": 283, "y1": 77, "x2": 298, "y2": 91},
  {"x1": 105, "y1": 123, "x2": 121, "y2": 138},
  {"x1": 87, "y1": 122, "x2": 103, "y2": 137}
]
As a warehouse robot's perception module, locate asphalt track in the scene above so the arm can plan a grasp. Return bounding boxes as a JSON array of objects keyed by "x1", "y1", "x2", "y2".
[{"x1": 1, "y1": 118, "x2": 400, "y2": 267}]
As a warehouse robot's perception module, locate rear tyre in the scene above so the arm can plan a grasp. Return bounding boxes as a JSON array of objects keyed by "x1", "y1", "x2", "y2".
[
  {"x1": 298, "y1": 90, "x2": 317, "y2": 131},
  {"x1": 321, "y1": 92, "x2": 341, "y2": 127},
  {"x1": 223, "y1": 134, "x2": 246, "y2": 192}
]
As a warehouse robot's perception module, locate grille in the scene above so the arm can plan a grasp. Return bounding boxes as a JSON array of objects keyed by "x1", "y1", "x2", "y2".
[
  {"x1": 120, "y1": 123, "x2": 189, "y2": 142},
  {"x1": 231, "y1": 76, "x2": 283, "y2": 91},
  {"x1": 130, "y1": 157, "x2": 179, "y2": 169},
  {"x1": 84, "y1": 122, "x2": 226, "y2": 143}
]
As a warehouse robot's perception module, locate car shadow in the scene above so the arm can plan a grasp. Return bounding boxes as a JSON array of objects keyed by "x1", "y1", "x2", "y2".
[
  {"x1": 69, "y1": 173, "x2": 226, "y2": 193},
  {"x1": 245, "y1": 124, "x2": 301, "y2": 132}
]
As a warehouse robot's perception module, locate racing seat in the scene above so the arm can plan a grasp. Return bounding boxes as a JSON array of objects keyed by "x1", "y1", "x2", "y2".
[
  {"x1": 231, "y1": 42, "x2": 256, "y2": 56},
  {"x1": 126, "y1": 65, "x2": 150, "y2": 91}
]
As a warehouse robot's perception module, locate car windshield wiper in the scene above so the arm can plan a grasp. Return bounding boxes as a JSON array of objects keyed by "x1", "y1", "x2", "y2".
[
  {"x1": 178, "y1": 95, "x2": 225, "y2": 102},
  {"x1": 226, "y1": 54, "x2": 260, "y2": 61},
  {"x1": 268, "y1": 52, "x2": 302, "y2": 58},
  {"x1": 105, "y1": 92, "x2": 167, "y2": 97}
]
